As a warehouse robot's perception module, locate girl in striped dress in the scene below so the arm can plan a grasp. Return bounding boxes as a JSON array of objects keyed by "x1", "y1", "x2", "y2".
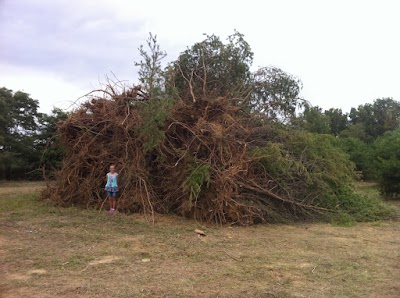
[{"x1": 105, "y1": 164, "x2": 119, "y2": 214}]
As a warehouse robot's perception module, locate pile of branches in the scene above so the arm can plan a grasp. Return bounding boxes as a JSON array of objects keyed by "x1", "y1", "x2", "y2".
[{"x1": 44, "y1": 85, "x2": 346, "y2": 224}]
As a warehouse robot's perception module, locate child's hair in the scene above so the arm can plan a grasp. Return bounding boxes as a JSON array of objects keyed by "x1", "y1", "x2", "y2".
[{"x1": 110, "y1": 163, "x2": 116, "y2": 167}]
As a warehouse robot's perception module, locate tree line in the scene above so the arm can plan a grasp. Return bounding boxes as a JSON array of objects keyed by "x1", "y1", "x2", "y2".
[
  {"x1": 0, "y1": 87, "x2": 66, "y2": 179},
  {"x1": 296, "y1": 98, "x2": 400, "y2": 197}
]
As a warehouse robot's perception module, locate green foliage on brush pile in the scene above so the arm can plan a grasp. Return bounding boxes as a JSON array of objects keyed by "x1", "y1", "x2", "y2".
[
  {"x1": 184, "y1": 161, "x2": 211, "y2": 208},
  {"x1": 251, "y1": 128, "x2": 391, "y2": 222},
  {"x1": 137, "y1": 98, "x2": 174, "y2": 153}
]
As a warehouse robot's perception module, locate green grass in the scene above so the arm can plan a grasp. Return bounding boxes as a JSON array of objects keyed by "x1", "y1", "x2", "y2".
[{"x1": 1, "y1": 181, "x2": 400, "y2": 297}]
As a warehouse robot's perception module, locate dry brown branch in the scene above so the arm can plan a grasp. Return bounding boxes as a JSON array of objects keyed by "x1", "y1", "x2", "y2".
[{"x1": 177, "y1": 64, "x2": 196, "y2": 102}]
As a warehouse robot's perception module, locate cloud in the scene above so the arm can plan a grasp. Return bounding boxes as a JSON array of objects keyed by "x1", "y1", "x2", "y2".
[
  {"x1": 0, "y1": 63, "x2": 89, "y2": 112},
  {"x1": 0, "y1": 0, "x2": 148, "y2": 84},
  {"x1": 0, "y1": 0, "x2": 157, "y2": 112},
  {"x1": 0, "y1": 0, "x2": 399, "y2": 113}
]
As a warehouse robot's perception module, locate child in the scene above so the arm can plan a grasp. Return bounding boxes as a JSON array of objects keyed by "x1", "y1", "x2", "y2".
[{"x1": 105, "y1": 164, "x2": 119, "y2": 214}]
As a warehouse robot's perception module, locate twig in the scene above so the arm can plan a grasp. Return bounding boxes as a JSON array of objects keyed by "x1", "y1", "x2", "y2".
[
  {"x1": 177, "y1": 64, "x2": 196, "y2": 102},
  {"x1": 99, "y1": 196, "x2": 108, "y2": 213},
  {"x1": 201, "y1": 47, "x2": 207, "y2": 97}
]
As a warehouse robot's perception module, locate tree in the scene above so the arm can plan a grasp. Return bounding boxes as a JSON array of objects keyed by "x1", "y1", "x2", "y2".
[
  {"x1": 135, "y1": 33, "x2": 167, "y2": 98},
  {"x1": 324, "y1": 108, "x2": 348, "y2": 136},
  {"x1": 250, "y1": 67, "x2": 303, "y2": 120},
  {"x1": 297, "y1": 104, "x2": 330, "y2": 134},
  {"x1": 338, "y1": 137, "x2": 378, "y2": 180},
  {"x1": 340, "y1": 123, "x2": 368, "y2": 142},
  {"x1": 374, "y1": 129, "x2": 400, "y2": 198},
  {"x1": 135, "y1": 34, "x2": 173, "y2": 152},
  {"x1": 36, "y1": 108, "x2": 68, "y2": 173},
  {"x1": 349, "y1": 98, "x2": 400, "y2": 141},
  {"x1": 169, "y1": 32, "x2": 303, "y2": 120},
  {"x1": 170, "y1": 31, "x2": 253, "y2": 100},
  {"x1": 0, "y1": 87, "x2": 40, "y2": 179},
  {"x1": 0, "y1": 87, "x2": 66, "y2": 179}
]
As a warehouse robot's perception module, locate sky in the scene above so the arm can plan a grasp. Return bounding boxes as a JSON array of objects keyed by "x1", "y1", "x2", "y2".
[{"x1": 1, "y1": 0, "x2": 399, "y2": 113}]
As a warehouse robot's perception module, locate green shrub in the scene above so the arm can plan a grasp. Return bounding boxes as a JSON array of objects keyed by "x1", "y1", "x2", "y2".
[
  {"x1": 323, "y1": 187, "x2": 392, "y2": 223},
  {"x1": 253, "y1": 129, "x2": 390, "y2": 222},
  {"x1": 338, "y1": 137, "x2": 379, "y2": 180},
  {"x1": 137, "y1": 98, "x2": 174, "y2": 152},
  {"x1": 374, "y1": 129, "x2": 400, "y2": 199}
]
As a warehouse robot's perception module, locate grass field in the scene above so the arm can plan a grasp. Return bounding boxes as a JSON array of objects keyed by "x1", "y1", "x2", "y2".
[{"x1": 1, "y1": 181, "x2": 399, "y2": 298}]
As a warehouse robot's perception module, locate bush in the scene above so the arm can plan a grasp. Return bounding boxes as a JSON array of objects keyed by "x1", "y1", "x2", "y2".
[
  {"x1": 338, "y1": 137, "x2": 379, "y2": 180},
  {"x1": 324, "y1": 187, "x2": 392, "y2": 224},
  {"x1": 251, "y1": 129, "x2": 388, "y2": 222},
  {"x1": 374, "y1": 129, "x2": 400, "y2": 199}
]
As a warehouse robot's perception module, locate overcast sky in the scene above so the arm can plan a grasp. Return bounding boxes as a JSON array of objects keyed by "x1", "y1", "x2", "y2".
[{"x1": 1, "y1": 0, "x2": 399, "y2": 113}]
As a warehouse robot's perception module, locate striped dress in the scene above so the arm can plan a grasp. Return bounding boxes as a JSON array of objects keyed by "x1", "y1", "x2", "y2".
[{"x1": 105, "y1": 172, "x2": 118, "y2": 192}]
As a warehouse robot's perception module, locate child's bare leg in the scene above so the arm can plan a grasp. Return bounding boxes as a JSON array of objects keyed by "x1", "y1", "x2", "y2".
[
  {"x1": 112, "y1": 198, "x2": 116, "y2": 210},
  {"x1": 108, "y1": 196, "x2": 113, "y2": 210}
]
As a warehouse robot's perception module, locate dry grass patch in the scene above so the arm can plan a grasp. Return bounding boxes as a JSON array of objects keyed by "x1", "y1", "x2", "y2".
[{"x1": 1, "y1": 181, "x2": 399, "y2": 297}]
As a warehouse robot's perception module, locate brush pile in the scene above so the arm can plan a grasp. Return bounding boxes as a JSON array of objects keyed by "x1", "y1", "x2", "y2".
[{"x1": 44, "y1": 85, "x2": 355, "y2": 224}]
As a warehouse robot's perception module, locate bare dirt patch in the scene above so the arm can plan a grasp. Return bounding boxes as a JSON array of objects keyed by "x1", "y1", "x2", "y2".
[{"x1": 88, "y1": 256, "x2": 121, "y2": 265}]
